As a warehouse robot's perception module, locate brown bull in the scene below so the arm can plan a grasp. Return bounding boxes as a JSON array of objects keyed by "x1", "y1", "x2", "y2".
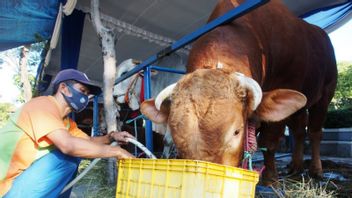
[{"x1": 141, "y1": 0, "x2": 337, "y2": 185}]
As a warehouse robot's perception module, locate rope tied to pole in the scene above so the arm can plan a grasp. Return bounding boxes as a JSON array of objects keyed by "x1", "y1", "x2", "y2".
[{"x1": 243, "y1": 151, "x2": 253, "y2": 171}]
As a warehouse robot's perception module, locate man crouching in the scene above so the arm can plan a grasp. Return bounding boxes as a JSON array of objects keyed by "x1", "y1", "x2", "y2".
[{"x1": 0, "y1": 69, "x2": 135, "y2": 197}]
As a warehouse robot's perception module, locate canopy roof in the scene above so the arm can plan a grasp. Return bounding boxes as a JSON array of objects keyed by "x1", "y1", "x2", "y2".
[{"x1": 49, "y1": 0, "x2": 351, "y2": 84}]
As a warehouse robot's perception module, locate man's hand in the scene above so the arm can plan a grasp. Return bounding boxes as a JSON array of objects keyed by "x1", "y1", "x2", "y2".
[{"x1": 109, "y1": 131, "x2": 135, "y2": 145}]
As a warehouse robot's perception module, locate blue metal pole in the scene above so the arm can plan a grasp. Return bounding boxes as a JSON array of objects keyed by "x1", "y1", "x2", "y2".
[
  {"x1": 144, "y1": 66, "x2": 152, "y2": 99},
  {"x1": 144, "y1": 66, "x2": 153, "y2": 151},
  {"x1": 114, "y1": 0, "x2": 268, "y2": 86},
  {"x1": 150, "y1": 65, "x2": 186, "y2": 74},
  {"x1": 92, "y1": 95, "x2": 100, "y2": 137}
]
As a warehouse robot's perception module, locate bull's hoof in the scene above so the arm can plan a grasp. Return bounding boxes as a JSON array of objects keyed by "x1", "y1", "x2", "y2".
[
  {"x1": 286, "y1": 168, "x2": 304, "y2": 176},
  {"x1": 308, "y1": 170, "x2": 323, "y2": 180},
  {"x1": 285, "y1": 163, "x2": 304, "y2": 178},
  {"x1": 309, "y1": 165, "x2": 323, "y2": 180},
  {"x1": 260, "y1": 171, "x2": 279, "y2": 186},
  {"x1": 259, "y1": 177, "x2": 279, "y2": 187},
  {"x1": 285, "y1": 170, "x2": 305, "y2": 181},
  {"x1": 286, "y1": 162, "x2": 304, "y2": 174}
]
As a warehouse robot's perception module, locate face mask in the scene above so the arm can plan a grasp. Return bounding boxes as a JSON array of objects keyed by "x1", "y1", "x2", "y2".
[{"x1": 62, "y1": 84, "x2": 89, "y2": 113}]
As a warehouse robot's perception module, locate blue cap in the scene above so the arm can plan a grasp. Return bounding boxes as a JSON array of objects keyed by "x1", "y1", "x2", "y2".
[{"x1": 52, "y1": 69, "x2": 102, "y2": 95}]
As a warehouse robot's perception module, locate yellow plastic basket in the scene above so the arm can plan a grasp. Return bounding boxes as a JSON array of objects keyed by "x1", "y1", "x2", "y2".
[{"x1": 116, "y1": 159, "x2": 259, "y2": 198}]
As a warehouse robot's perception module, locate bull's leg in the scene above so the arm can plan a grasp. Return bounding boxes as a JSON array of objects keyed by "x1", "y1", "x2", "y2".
[
  {"x1": 307, "y1": 102, "x2": 330, "y2": 179},
  {"x1": 258, "y1": 122, "x2": 285, "y2": 185},
  {"x1": 286, "y1": 110, "x2": 308, "y2": 175},
  {"x1": 308, "y1": 69, "x2": 336, "y2": 178}
]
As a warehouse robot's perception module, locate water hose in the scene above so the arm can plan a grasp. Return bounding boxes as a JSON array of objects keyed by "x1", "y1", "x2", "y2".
[
  {"x1": 60, "y1": 138, "x2": 155, "y2": 194},
  {"x1": 61, "y1": 156, "x2": 102, "y2": 193},
  {"x1": 126, "y1": 137, "x2": 157, "y2": 159}
]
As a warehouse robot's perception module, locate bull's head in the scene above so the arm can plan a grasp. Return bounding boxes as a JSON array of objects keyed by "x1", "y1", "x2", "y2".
[
  {"x1": 113, "y1": 59, "x2": 160, "y2": 111},
  {"x1": 113, "y1": 59, "x2": 143, "y2": 110},
  {"x1": 141, "y1": 69, "x2": 306, "y2": 166}
]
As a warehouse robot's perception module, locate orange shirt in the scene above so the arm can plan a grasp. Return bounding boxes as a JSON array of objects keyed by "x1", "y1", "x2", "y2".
[{"x1": 0, "y1": 96, "x2": 89, "y2": 195}]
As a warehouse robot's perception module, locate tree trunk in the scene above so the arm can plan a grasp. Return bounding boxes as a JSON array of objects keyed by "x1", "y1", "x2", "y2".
[
  {"x1": 91, "y1": 0, "x2": 120, "y2": 185},
  {"x1": 19, "y1": 45, "x2": 32, "y2": 102}
]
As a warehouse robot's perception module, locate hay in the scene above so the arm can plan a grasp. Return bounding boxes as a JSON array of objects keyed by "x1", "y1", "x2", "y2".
[
  {"x1": 256, "y1": 177, "x2": 337, "y2": 198},
  {"x1": 71, "y1": 159, "x2": 115, "y2": 198}
]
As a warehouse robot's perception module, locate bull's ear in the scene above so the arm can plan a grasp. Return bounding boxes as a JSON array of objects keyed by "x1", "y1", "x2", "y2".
[
  {"x1": 140, "y1": 99, "x2": 170, "y2": 124},
  {"x1": 255, "y1": 89, "x2": 307, "y2": 122}
]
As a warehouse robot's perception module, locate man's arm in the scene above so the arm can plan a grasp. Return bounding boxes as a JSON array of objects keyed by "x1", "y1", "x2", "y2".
[
  {"x1": 46, "y1": 129, "x2": 134, "y2": 159},
  {"x1": 89, "y1": 134, "x2": 110, "y2": 144}
]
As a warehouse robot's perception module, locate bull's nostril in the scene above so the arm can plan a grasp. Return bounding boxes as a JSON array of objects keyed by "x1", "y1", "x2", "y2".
[{"x1": 234, "y1": 130, "x2": 240, "y2": 136}]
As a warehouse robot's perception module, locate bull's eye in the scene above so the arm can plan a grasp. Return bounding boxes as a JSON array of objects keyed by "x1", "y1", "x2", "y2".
[{"x1": 234, "y1": 130, "x2": 240, "y2": 136}]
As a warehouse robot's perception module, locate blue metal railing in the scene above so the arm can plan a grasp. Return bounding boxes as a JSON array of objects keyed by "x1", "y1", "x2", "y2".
[
  {"x1": 149, "y1": 66, "x2": 186, "y2": 75},
  {"x1": 111, "y1": 0, "x2": 269, "y2": 151},
  {"x1": 143, "y1": 66, "x2": 185, "y2": 152}
]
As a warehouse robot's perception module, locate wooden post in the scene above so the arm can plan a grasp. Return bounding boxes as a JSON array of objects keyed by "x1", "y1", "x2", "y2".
[{"x1": 91, "y1": 0, "x2": 119, "y2": 185}]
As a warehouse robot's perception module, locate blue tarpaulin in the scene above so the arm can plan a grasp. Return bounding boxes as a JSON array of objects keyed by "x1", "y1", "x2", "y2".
[
  {"x1": 302, "y1": 1, "x2": 352, "y2": 30},
  {"x1": 35, "y1": 9, "x2": 85, "y2": 92},
  {"x1": 0, "y1": 0, "x2": 61, "y2": 51},
  {"x1": 61, "y1": 9, "x2": 85, "y2": 70}
]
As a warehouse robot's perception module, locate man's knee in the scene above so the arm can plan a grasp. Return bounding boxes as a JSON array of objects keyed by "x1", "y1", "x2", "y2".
[{"x1": 4, "y1": 149, "x2": 80, "y2": 198}]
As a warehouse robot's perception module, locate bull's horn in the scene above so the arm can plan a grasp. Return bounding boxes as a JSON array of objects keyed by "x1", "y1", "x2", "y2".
[
  {"x1": 155, "y1": 83, "x2": 177, "y2": 111},
  {"x1": 234, "y1": 72, "x2": 262, "y2": 110}
]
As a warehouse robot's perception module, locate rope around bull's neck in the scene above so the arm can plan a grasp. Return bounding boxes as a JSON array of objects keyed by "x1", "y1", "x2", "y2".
[{"x1": 242, "y1": 120, "x2": 257, "y2": 170}]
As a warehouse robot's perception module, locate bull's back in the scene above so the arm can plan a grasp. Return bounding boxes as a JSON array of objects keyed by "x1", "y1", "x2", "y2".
[
  {"x1": 262, "y1": 17, "x2": 337, "y2": 107},
  {"x1": 247, "y1": 0, "x2": 337, "y2": 106},
  {"x1": 295, "y1": 24, "x2": 337, "y2": 106},
  {"x1": 188, "y1": 0, "x2": 337, "y2": 107}
]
